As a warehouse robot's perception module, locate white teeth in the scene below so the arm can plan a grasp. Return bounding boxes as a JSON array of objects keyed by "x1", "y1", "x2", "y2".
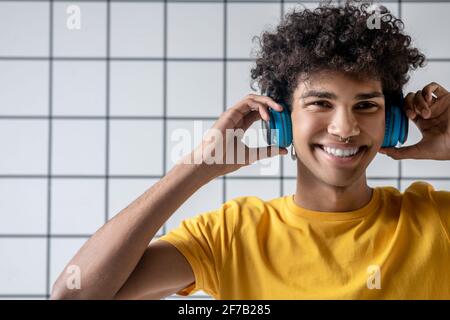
[{"x1": 322, "y1": 146, "x2": 360, "y2": 157}]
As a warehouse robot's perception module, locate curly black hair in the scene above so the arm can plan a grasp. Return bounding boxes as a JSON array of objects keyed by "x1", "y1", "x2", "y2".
[{"x1": 250, "y1": 0, "x2": 426, "y2": 109}]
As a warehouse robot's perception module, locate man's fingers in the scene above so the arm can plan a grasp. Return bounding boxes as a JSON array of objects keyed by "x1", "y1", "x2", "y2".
[
  {"x1": 413, "y1": 90, "x2": 431, "y2": 118},
  {"x1": 246, "y1": 146, "x2": 288, "y2": 163},
  {"x1": 241, "y1": 111, "x2": 262, "y2": 132},
  {"x1": 247, "y1": 100, "x2": 270, "y2": 122},
  {"x1": 224, "y1": 100, "x2": 267, "y2": 129},
  {"x1": 404, "y1": 92, "x2": 417, "y2": 120},
  {"x1": 229, "y1": 94, "x2": 283, "y2": 126},
  {"x1": 258, "y1": 146, "x2": 288, "y2": 160},
  {"x1": 422, "y1": 82, "x2": 449, "y2": 102},
  {"x1": 379, "y1": 144, "x2": 423, "y2": 160},
  {"x1": 248, "y1": 94, "x2": 284, "y2": 112}
]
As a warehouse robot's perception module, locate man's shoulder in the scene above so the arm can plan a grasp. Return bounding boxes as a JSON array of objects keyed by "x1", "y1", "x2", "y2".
[
  {"x1": 214, "y1": 194, "x2": 285, "y2": 221},
  {"x1": 385, "y1": 181, "x2": 450, "y2": 211},
  {"x1": 403, "y1": 181, "x2": 450, "y2": 200},
  {"x1": 192, "y1": 195, "x2": 275, "y2": 221}
]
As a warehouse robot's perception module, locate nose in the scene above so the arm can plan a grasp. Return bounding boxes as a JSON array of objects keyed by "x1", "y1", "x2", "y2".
[{"x1": 327, "y1": 107, "x2": 360, "y2": 139}]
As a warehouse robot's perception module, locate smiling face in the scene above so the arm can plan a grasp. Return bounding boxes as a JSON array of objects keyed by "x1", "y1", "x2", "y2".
[{"x1": 290, "y1": 70, "x2": 386, "y2": 188}]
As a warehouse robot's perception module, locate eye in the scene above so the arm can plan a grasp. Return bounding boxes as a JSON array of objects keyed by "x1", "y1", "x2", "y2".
[
  {"x1": 355, "y1": 102, "x2": 378, "y2": 110},
  {"x1": 311, "y1": 100, "x2": 332, "y2": 108}
]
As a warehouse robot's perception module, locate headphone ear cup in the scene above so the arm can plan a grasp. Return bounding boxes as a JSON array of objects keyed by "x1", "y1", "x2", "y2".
[
  {"x1": 399, "y1": 112, "x2": 408, "y2": 144},
  {"x1": 262, "y1": 109, "x2": 276, "y2": 145},
  {"x1": 262, "y1": 104, "x2": 292, "y2": 148},
  {"x1": 279, "y1": 103, "x2": 293, "y2": 148},
  {"x1": 382, "y1": 104, "x2": 394, "y2": 147},
  {"x1": 382, "y1": 91, "x2": 407, "y2": 148},
  {"x1": 398, "y1": 98, "x2": 408, "y2": 145}
]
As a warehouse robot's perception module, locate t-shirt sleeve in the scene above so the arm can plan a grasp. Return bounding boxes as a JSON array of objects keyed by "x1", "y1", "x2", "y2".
[
  {"x1": 430, "y1": 187, "x2": 450, "y2": 244},
  {"x1": 157, "y1": 199, "x2": 240, "y2": 298}
]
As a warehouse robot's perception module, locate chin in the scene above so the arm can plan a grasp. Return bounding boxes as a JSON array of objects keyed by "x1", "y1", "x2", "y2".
[{"x1": 317, "y1": 170, "x2": 365, "y2": 188}]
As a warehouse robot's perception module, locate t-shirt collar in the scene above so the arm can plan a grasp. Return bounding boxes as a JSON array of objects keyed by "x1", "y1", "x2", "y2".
[{"x1": 283, "y1": 187, "x2": 381, "y2": 222}]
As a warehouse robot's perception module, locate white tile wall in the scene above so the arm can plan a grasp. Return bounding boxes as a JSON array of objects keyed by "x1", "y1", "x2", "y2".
[
  {"x1": 110, "y1": 61, "x2": 164, "y2": 116},
  {"x1": 283, "y1": 179, "x2": 297, "y2": 196},
  {"x1": 0, "y1": 239, "x2": 47, "y2": 295},
  {"x1": 51, "y1": 179, "x2": 105, "y2": 235},
  {"x1": 366, "y1": 153, "x2": 399, "y2": 177},
  {"x1": 53, "y1": 61, "x2": 107, "y2": 116},
  {"x1": 405, "y1": 61, "x2": 450, "y2": 94},
  {"x1": 168, "y1": 3, "x2": 224, "y2": 58},
  {"x1": 227, "y1": 3, "x2": 282, "y2": 58},
  {"x1": 53, "y1": 2, "x2": 107, "y2": 57},
  {"x1": 52, "y1": 120, "x2": 106, "y2": 175},
  {"x1": 403, "y1": 3, "x2": 450, "y2": 59},
  {"x1": 110, "y1": 2, "x2": 164, "y2": 58},
  {"x1": 283, "y1": 1, "x2": 324, "y2": 14},
  {"x1": 1, "y1": 0, "x2": 449, "y2": 301},
  {"x1": 226, "y1": 61, "x2": 257, "y2": 104},
  {"x1": 0, "y1": 179, "x2": 48, "y2": 235},
  {"x1": 0, "y1": 2, "x2": 49, "y2": 56},
  {"x1": 0, "y1": 61, "x2": 49, "y2": 115},
  {"x1": 167, "y1": 61, "x2": 224, "y2": 117},
  {"x1": 0, "y1": 120, "x2": 49, "y2": 174},
  {"x1": 109, "y1": 119, "x2": 163, "y2": 175}
]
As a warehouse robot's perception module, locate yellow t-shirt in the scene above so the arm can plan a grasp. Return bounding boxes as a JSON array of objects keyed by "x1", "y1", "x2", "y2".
[{"x1": 158, "y1": 181, "x2": 450, "y2": 299}]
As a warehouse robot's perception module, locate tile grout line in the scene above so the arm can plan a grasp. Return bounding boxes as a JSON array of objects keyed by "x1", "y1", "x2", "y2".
[
  {"x1": 45, "y1": 0, "x2": 54, "y2": 300},
  {"x1": 162, "y1": 1, "x2": 168, "y2": 295},
  {"x1": 162, "y1": 0, "x2": 168, "y2": 235},
  {"x1": 0, "y1": 116, "x2": 226, "y2": 120},
  {"x1": 0, "y1": 57, "x2": 449, "y2": 61},
  {"x1": 105, "y1": 0, "x2": 111, "y2": 226},
  {"x1": 223, "y1": 0, "x2": 227, "y2": 204},
  {"x1": 0, "y1": 0, "x2": 446, "y2": 3}
]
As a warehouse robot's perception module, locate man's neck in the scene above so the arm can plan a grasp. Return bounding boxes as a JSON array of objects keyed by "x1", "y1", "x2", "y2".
[{"x1": 293, "y1": 167, "x2": 373, "y2": 213}]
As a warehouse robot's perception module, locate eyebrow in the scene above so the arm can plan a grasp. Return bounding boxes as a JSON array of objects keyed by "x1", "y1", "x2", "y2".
[{"x1": 300, "y1": 90, "x2": 384, "y2": 100}]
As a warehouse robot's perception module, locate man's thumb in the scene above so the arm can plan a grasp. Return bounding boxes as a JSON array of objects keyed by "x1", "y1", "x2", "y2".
[
  {"x1": 258, "y1": 146, "x2": 288, "y2": 160},
  {"x1": 252, "y1": 146, "x2": 288, "y2": 161},
  {"x1": 379, "y1": 144, "x2": 422, "y2": 160}
]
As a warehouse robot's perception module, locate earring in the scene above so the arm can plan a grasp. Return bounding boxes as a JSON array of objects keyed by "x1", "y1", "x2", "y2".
[{"x1": 291, "y1": 145, "x2": 297, "y2": 161}]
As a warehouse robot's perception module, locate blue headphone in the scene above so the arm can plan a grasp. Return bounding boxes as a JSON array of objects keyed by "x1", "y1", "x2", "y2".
[{"x1": 262, "y1": 91, "x2": 408, "y2": 148}]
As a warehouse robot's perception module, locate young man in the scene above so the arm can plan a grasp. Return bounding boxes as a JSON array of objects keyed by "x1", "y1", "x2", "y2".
[{"x1": 51, "y1": 1, "x2": 450, "y2": 299}]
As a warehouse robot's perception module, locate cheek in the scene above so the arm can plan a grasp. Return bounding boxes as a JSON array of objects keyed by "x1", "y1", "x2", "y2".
[
  {"x1": 292, "y1": 119, "x2": 320, "y2": 146},
  {"x1": 291, "y1": 113, "x2": 324, "y2": 139},
  {"x1": 360, "y1": 115, "x2": 385, "y2": 145}
]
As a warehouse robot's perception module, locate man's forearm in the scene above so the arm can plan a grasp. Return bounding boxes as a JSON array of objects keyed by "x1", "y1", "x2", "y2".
[{"x1": 51, "y1": 154, "x2": 218, "y2": 299}]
